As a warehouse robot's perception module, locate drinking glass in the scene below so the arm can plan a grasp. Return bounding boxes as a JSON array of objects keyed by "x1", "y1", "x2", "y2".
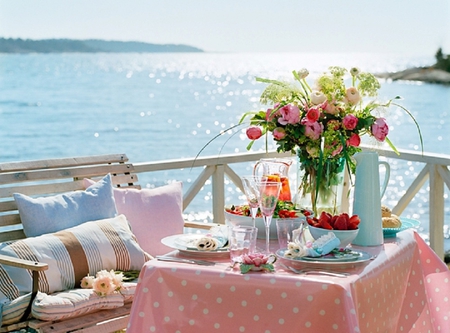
[
  {"x1": 240, "y1": 176, "x2": 261, "y2": 227},
  {"x1": 258, "y1": 181, "x2": 281, "y2": 254}
]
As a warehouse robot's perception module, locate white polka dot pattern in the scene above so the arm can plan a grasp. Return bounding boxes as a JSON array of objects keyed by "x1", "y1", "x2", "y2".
[{"x1": 127, "y1": 230, "x2": 449, "y2": 333}]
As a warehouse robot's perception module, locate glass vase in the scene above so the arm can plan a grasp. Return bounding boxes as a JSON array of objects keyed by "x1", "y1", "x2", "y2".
[{"x1": 295, "y1": 157, "x2": 346, "y2": 216}]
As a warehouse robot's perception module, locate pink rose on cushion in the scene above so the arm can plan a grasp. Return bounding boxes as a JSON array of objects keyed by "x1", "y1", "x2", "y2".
[
  {"x1": 306, "y1": 107, "x2": 320, "y2": 122},
  {"x1": 273, "y1": 127, "x2": 286, "y2": 140},
  {"x1": 246, "y1": 126, "x2": 263, "y2": 140},
  {"x1": 347, "y1": 133, "x2": 361, "y2": 147},
  {"x1": 371, "y1": 117, "x2": 389, "y2": 141},
  {"x1": 278, "y1": 104, "x2": 300, "y2": 125},
  {"x1": 301, "y1": 119, "x2": 323, "y2": 140},
  {"x1": 343, "y1": 114, "x2": 358, "y2": 130}
]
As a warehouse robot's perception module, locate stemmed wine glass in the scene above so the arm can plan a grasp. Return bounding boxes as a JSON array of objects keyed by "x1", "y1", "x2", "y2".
[
  {"x1": 241, "y1": 176, "x2": 261, "y2": 228},
  {"x1": 258, "y1": 181, "x2": 281, "y2": 254}
]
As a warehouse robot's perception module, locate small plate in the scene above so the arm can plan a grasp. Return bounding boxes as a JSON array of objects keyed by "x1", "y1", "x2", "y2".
[
  {"x1": 161, "y1": 234, "x2": 229, "y2": 257},
  {"x1": 383, "y1": 217, "x2": 420, "y2": 238},
  {"x1": 276, "y1": 248, "x2": 373, "y2": 271}
]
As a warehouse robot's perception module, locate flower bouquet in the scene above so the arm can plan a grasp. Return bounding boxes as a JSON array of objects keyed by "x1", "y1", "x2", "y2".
[{"x1": 240, "y1": 66, "x2": 422, "y2": 216}]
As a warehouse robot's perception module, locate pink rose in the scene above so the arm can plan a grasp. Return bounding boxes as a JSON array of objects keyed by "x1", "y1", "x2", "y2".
[
  {"x1": 242, "y1": 253, "x2": 269, "y2": 267},
  {"x1": 371, "y1": 118, "x2": 389, "y2": 141},
  {"x1": 266, "y1": 103, "x2": 280, "y2": 121},
  {"x1": 343, "y1": 114, "x2": 358, "y2": 130},
  {"x1": 301, "y1": 119, "x2": 323, "y2": 140},
  {"x1": 347, "y1": 133, "x2": 361, "y2": 147},
  {"x1": 332, "y1": 146, "x2": 343, "y2": 156},
  {"x1": 306, "y1": 107, "x2": 320, "y2": 122},
  {"x1": 273, "y1": 127, "x2": 286, "y2": 140},
  {"x1": 246, "y1": 126, "x2": 262, "y2": 140},
  {"x1": 278, "y1": 104, "x2": 300, "y2": 125}
]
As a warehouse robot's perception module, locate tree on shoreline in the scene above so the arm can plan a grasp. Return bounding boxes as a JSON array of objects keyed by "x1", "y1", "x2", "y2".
[{"x1": 434, "y1": 48, "x2": 450, "y2": 72}]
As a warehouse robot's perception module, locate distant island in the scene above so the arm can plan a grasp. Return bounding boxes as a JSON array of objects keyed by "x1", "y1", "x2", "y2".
[
  {"x1": 0, "y1": 38, "x2": 204, "y2": 53},
  {"x1": 376, "y1": 48, "x2": 450, "y2": 85}
]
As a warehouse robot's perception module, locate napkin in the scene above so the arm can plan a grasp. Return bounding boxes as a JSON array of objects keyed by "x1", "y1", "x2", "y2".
[
  {"x1": 284, "y1": 232, "x2": 340, "y2": 258},
  {"x1": 195, "y1": 225, "x2": 228, "y2": 251}
]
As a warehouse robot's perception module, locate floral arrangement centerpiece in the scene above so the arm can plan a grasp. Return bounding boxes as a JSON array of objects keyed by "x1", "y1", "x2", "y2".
[{"x1": 240, "y1": 66, "x2": 422, "y2": 216}]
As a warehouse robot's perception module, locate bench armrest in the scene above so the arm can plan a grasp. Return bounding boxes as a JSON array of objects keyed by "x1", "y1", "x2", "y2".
[{"x1": 0, "y1": 254, "x2": 48, "y2": 271}]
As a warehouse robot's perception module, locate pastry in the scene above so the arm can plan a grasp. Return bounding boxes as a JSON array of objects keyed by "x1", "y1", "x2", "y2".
[{"x1": 382, "y1": 214, "x2": 402, "y2": 228}]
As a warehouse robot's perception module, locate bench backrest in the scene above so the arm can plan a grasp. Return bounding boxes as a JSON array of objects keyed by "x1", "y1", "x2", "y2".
[{"x1": 0, "y1": 153, "x2": 138, "y2": 242}]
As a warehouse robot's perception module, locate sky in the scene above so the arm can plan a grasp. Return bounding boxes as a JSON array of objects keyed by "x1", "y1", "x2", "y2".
[{"x1": 0, "y1": 0, "x2": 449, "y2": 56}]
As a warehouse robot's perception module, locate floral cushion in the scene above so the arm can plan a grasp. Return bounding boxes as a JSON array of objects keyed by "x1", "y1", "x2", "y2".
[
  {"x1": 83, "y1": 179, "x2": 185, "y2": 256},
  {"x1": 0, "y1": 215, "x2": 151, "y2": 326},
  {"x1": 14, "y1": 174, "x2": 117, "y2": 237}
]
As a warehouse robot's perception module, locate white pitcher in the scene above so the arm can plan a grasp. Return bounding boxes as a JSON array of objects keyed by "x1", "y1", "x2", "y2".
[{"x1": 352, "y1": 151, "x2": 390, "y2": 246}]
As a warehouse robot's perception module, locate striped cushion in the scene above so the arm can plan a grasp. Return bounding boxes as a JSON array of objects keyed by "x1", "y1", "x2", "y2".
[{"x1": 0, "y1": 215, "x2": 151, "y2": 325}]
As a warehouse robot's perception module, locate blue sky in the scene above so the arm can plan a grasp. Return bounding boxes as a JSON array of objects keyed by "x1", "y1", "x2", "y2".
[{"x1": 1, "y1": 0, "x2": 449, "y2": 55}]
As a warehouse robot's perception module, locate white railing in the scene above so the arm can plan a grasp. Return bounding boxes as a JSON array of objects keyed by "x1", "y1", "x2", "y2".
[{"x1": 133, "y1": 145, "x2": 450, "y2": 259}]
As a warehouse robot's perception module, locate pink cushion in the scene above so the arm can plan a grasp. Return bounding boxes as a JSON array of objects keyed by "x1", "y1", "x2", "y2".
[{"x1": 83, "y1": 179, "x2": 184, "y2": 256}]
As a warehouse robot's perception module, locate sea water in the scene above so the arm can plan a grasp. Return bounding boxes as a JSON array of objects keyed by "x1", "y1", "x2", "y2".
[{"x1": 0, "y1": 52, "x2": 449, "y2": 250}]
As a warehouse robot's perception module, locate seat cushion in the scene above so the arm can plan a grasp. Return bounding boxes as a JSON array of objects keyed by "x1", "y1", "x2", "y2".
[
  {"x1": 0, "y1": 214, "x2": 151, "y2": 325},
  {"x1": 83, "y1": 179, "x2": 185, "y2": 256},
  {"x1": 32, "y1": 282, "x2": 136, "y2": 321},
  {"x1": 14, "y1": 174, "x2": 117, "y2": 237}
]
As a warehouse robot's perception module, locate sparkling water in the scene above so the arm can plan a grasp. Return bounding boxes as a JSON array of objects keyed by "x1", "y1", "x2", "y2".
[{"x1": 1, "y1": 52, "x2": 449, "y2": 250}]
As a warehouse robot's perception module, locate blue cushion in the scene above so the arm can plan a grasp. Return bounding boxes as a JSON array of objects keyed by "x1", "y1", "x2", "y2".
[{"x1": 14, "y1": 174, "x2": 118, "y2": 237}]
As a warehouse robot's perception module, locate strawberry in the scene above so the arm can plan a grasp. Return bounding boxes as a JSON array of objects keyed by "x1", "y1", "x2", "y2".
[
  {"x1": 334, "y1": 214, "x2": 348, "y2": 230},
  {"x1": 318, "y1": 219, "x2": 333, "y2": 230}
]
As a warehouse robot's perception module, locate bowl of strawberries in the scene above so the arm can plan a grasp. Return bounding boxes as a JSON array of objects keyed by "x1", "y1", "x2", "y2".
[{"x1": 307, "y1": 212, "x2": 360, "y2": 248}]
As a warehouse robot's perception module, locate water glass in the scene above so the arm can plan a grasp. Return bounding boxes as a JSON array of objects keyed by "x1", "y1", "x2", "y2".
[
  {"x1": 276, "y1": 218, "x2": 305, "y2": 250},
  {"x1": 229, "y1": 226, "x2": 258, "y2": 264}
]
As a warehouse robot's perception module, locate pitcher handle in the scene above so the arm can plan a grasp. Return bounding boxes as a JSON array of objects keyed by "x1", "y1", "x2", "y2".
[
  {"x1": 253, "y1": 161, "x2": 261, "y2": 177},
  {"x1": 379, "y1": 161, "x2": 390, "y2": 199}
]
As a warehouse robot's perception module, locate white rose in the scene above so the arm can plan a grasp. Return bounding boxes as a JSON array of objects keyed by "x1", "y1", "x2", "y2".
[
  {"x1": 310, "y1": 90, "x2": 327, "y2": 105},
  {"x1": 345, "y1": 87, "x2": 361, "y2": 105}
]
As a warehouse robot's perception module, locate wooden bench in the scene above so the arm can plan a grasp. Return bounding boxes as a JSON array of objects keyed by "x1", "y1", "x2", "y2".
[{"x1": 0, "y1": 153, "x2": 213, "y2": 333}]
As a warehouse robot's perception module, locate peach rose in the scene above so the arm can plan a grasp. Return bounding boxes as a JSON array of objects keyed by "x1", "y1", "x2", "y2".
[{"x1": 345, "y1": 87, "x2": 361, "y2": 105}]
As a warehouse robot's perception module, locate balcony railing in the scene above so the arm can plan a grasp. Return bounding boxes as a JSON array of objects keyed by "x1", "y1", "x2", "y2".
[{"x1": 133, "y1": 144, "x2": 450, "y2": 260}]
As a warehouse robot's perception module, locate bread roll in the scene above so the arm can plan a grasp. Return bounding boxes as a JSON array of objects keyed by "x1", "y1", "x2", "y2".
[
  {"x1": 381, "y1": 205, "x2": 392, "y2": 217},
  {"x1": 382, "y1": 214, "x2": 402, "y2": 228}
]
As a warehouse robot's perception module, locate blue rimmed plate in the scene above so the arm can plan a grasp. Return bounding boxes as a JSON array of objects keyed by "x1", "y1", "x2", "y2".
[{"x1": 383, "y1": 217, "x2": 420, "y2": 238}]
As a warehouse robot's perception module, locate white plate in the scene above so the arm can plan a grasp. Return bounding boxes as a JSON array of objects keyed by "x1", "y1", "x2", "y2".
[
  {"x1": 383, "y1": 217, "x2": 420, "y2": 238},
  {"x1": 276, "y1": 248, "x2": 373, "y2": 270},
  {"x1": 161, "y1": 234, "x2": 229, "y2": 257},
  {"x1": 300, "y1": 250, "x2": 362, "y2": 262}
]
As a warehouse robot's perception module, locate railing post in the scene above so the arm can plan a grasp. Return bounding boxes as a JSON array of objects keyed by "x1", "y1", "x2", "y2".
[
  {"x1": 212, "y1": 164, "x2": 225, "y2": 224},
  {"x1": 429, "y1": 165, "x2": 445, "y2": 259}
]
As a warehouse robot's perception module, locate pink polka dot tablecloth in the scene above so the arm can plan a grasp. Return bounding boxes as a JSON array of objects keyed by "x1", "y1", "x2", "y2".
[{"x1": 127, "y1": 230, "x2": 449, "y2": 333}]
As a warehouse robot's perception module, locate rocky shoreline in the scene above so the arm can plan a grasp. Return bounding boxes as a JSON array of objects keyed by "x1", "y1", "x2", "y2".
[{"x1": 376, "y1": 67, "x2": 450, "y2": 85}]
